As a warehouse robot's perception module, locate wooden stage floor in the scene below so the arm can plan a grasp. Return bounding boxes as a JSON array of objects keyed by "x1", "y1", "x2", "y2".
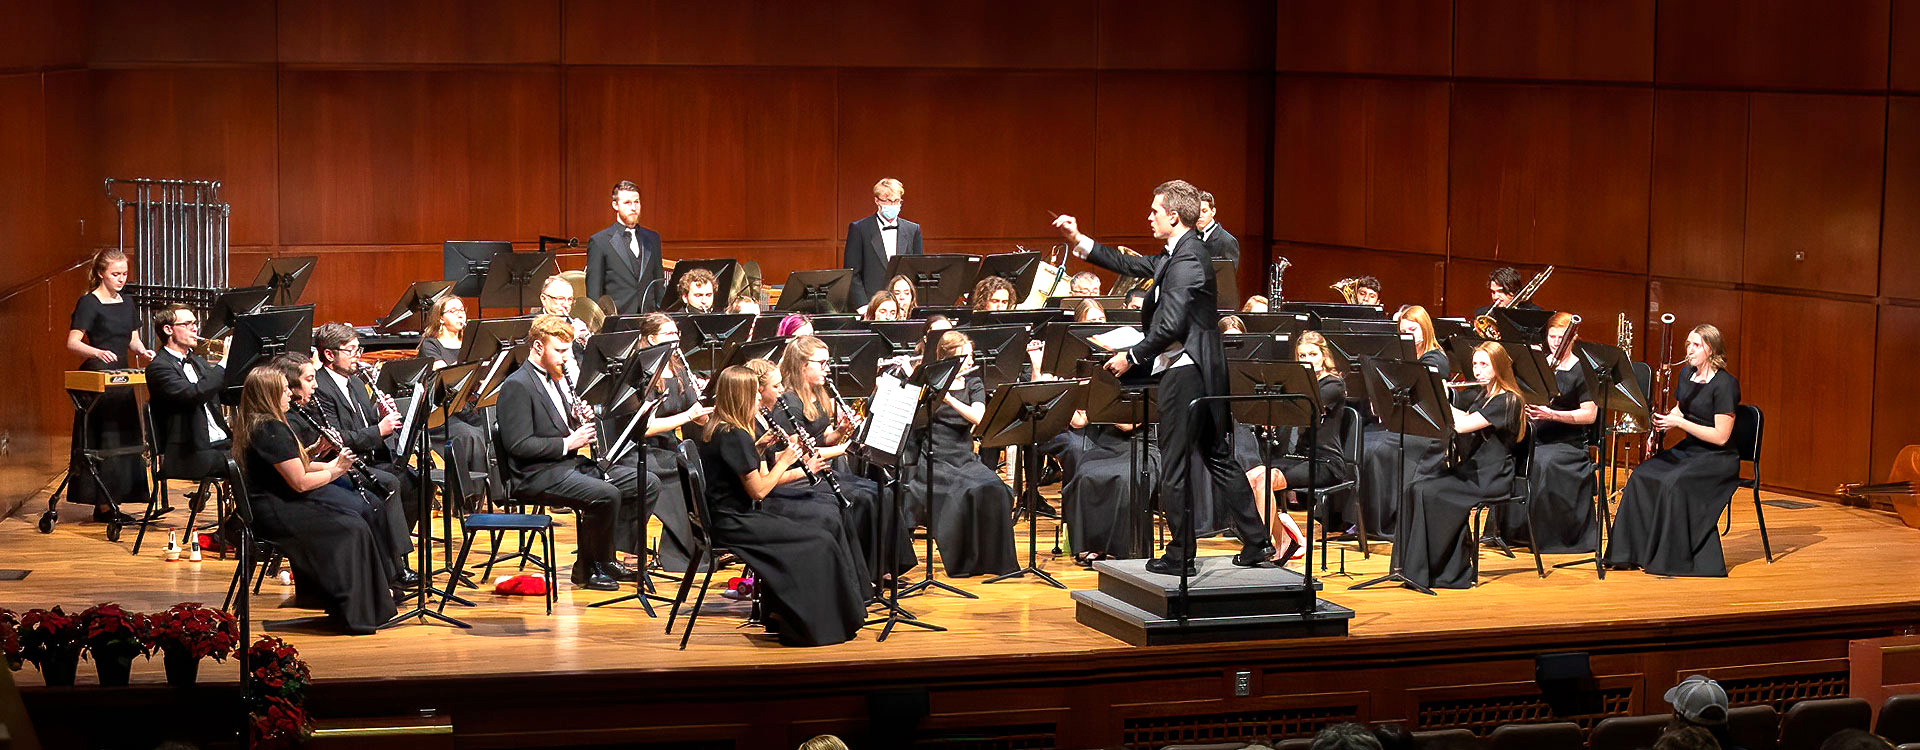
[{"x1": 4, "y1": 482, "x2": 1919, "y2": 689}]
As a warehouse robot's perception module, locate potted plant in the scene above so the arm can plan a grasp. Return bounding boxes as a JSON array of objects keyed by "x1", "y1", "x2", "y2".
[
  {"x1": 148, "y1": 602, "x2": 240, "y2": 687},
  {"x1": 246, "y1": 636, "x2": 313, "y2": 748},
  {"x1": 79, "y1": 603, "x2": 151, "y2": 686},
  {"x1": 0, "y1": 608, "x2": 22, "y2": 673},
  {"x1": 17, "y1": 607, "x2": 84, "y2": 686}
]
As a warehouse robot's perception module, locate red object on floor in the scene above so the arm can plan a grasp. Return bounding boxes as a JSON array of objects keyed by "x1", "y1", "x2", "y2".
[{"x1": 494, "y1": 575, "x2": 549, "y2": 596}]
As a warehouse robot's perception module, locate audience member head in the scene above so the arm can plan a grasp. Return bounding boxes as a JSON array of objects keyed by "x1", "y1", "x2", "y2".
[
  {"x1": 1666, "y1": 675, "x2": 1730, "y2": 728},
  {"x1": 1652, "y1": 725, "x2": 1720, "y2": 750},
  {"x1": 1820, "y1": 729, "x2": 1895, "y2": 750},
  {"x1": 1310, "y1": 723, "x2": 1383, "y2": 750},
  {"x1": 799, "y1": 736, "x2": 850, "y2": 750}
]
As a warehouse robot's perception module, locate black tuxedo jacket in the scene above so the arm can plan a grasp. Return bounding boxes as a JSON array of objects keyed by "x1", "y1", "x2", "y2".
[
  {"x1": 1201, "y1": 223, "x2": 1240, "y2": 265},
  {"x1": 312, "y1": 368, "x2": 391, "y2": 461},
  {"x1": 843, "y1": 215, "x2": 922, "y2": 302},
  {"x1": 586, "y1": 221, "x2": 664, "y2": 314},
  {"x1": 1085, "y1": 230, "x2": 1229, "y2": 395},
  {"x1": 495, "y1": 361, "x2": 587, "y2": 493},
  {"x1": 144, "y1": 348, "x2": 230, "y2": 471}
]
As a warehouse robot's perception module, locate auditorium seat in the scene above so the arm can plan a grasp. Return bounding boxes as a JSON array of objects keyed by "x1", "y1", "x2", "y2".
[
  {"x1": 1879, "y1": 694, "x2": 1920, "y2": 747},
  {"x1": 1588, "y1": 714, "x2": 1670, "y2": 750},
  {"x1": 1272, "y1": 738, "x2": 1313, "y2": 750},
  {"x1": 1487, "y1": 720, "x2": 1581, "y2": 750},
  {"x1": 1728, "y1": 704, "x2": 1781, "y2": 750},
  {"x1": 1411, "y1": 728, "x2": 1479, "y2": 744},
  {"x1": 1779, "y1": 697, "x2": 1872, "y2": 750}
]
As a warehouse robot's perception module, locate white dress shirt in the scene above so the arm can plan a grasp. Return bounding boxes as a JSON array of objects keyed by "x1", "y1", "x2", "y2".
[
  {"x1": 171, "y1": 348, "x2": 228, "y2": 444},
  {"x1": 877, "y1": 213, "x2": 901, "y2": 260}
]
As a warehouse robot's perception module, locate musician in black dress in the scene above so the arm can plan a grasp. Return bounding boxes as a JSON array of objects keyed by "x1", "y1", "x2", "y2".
[
  {"x1": 230, "y1": 366, "x2": 396, "y2": 634},
  {"x1": 900, "y1": 331, "x2": 1018, "y2": 577},
  {"x1": 695, "y1": 365, "x2": 867, "y2": 646},
  {"x1": 415, "y1": 295, "x2": 467, "y2": 367},
  {"x1": 1356, "y1": 305, "x2": 1451, "y2": 541},
  {"x1": 64, "y1": 249, "x2": 154, "y2": 521},
  {"x1": 634, "y1": 313, "x2": 714, "y2": 571},
  {"x1": 971, "y1": 276, "x2": 1015, "y2": 312},
  {"x1": 741, "y1": 359, "x2": 869, "y2": 584},
  {"x1": 777, "y1": 336, "x2": 914, "y2": 580},
  {"x1": 885, "y1": 275, "x2": 918, "y2": 318},
  {"x1": 1605, "y1": 324, "x2": 1740, "y2": 577},
  {"x1": 1058, "y1": 408, "x2": 1155, "y2": 566},
  {"x1": 410, "y1": 295, "x2": 496, "y2": 506},
  {"x1": 1507, "y1": 312, "x2": 1599, "y2": 553},
  {"x1": 1401, "y1": 342, "x2": 1525, "y2": 590},
  {"x1": 1246, "y1": 332, "x2": 1351, "y2": 565}
]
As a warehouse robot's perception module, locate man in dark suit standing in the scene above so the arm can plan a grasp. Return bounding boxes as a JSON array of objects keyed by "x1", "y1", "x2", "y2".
[
  {"x1": 1196, "y1": 189, "x2": 1240, "y2": 266},
  {"x1": 1052, "y1": 179, "x2": 1273, "y2": 575},
  {"x1": 844, "y1": 177, "x2": 923, "y2": 304},
  {"x1": 145, "y1": 304, "x2": 231, "y2": 487},
  {"x1": 586, "y1": 180, "x2": 664, "y2": 314}
]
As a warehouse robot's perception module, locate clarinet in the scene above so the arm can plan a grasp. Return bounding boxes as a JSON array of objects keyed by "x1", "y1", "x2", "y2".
[
  {"x1": 292, "y1": 403, "x2": 381, "y2": 492},
  {"x1": 822, "y1": 378, "x2": 865, "y2": 435},
  {"x1": 774, "y1": 398, "x2": 851, "y2": 505},
  {"x1": 759, "y1": 406, "x2": 850, "y2": 507}
]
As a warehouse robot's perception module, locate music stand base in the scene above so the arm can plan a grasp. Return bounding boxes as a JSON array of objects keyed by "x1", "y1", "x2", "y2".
[
  {"x1": 985, "y1": 566, "x2": 1066, "y2": 589},
  {"x1": 1347, "y1": 570, "x2": 1436, "y2": 596},
  {"x1": 897, "y1": 577, "x2": 979, "y2": 600},
  {"x1": 381, "y1": 605, "x2": 471, "y2": 630}
]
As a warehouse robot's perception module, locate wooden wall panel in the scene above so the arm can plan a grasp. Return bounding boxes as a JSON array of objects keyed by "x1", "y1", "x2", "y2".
[
  {"x1": 1871, "y1": 304, "x2": 1920, "y2": 480},
  {"x1": 1648, "y1": 281, "x2": 1743, "y2": 373},
  {"x1": 1650, "y1": 90, "x2": 1748, "y2": 284},
  {"x1": 0, "y1": 0, "x2": 84, "y2": 71},
  {"x1": 1096, "y1": 0, "x2": 1275, "y2": 71},
  {"x1": 1365, "y1": 80, "x2": 1451, "y2": 254},
  {"x1": 92, "y1": 69, "x2": 280, "y2": 248},
  {"x1": 1884, "y1": 97, "x2": 1920, "y2": 300},
  {"x1": 1453, "y1": 0, "x2": 1657, "y2": 82},
  {"x1": 1898, "y1": 0, "x2": 1920, "y2": 91},
  {"x1": 669, "y1": 241, "x2": 836, "y2": 294},
  {"x1": 1448, "y1": 84, "x2": 1652, "y2": 274},
  {"x1": 0, "y1": 74, "x2": 49, "y2": 294},
  {"x1": 559, "y1": 1, "x2": 838, "y2": 67},
  {"x1": 251, "y1": 247, "x2": 446, "y2": 325},
  {"x1": 1274, "y1": 243, "x2": 1446, "y2": 313},
  {"x1": 1275, "y1": 0, "x2": 1452, "y2": 76},
  {"x1": 831, "y1": 1, "x2": 1098, "y2": 70},
  {"x1": 89, "y1": 0, "x2": 277, "y2": 64},
  {"x1": 1271, "y1": 77, "x2": 1366, "y2": 247},
  {"x1": 1738, "y1": 291, "x2": 1877, "y2": 494},
  {"x1": 276, "y1": 0, "x2": 560, "y2": 65},
  {"x1": 1656, "y1": 0, "x2": 1892, "y2": 90},
  {"x1": 42, "y1": 70, "x2": 94, "y2": 281},
  {"x1": 1095, "y1": 73, "x2": 1269, "y2": 248},
  {"x1": 1742, "y1": 93, "x2": 1884, "y2": 296},
  {"x1": 836, "y1": 71, "x2": 1096, "y2": 242},
  {"x1": 277, "y1": 69, "x2": 562, "y2": 246},
  {"x1": 564, "y1": 68, "x2": 836, "y2": 244}
]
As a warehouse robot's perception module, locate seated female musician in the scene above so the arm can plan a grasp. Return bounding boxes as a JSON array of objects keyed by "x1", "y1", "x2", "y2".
[
  {"x1": 741, "y1": 359, "x2": 865, "y2": 570},
  {"x1": 864, "y1": 290, "x2": 903, "y2": 322},
  {"x1": 1073, "y1": 298, "x2": 1107, "y2": 323},
  {"x1": 1355, "y1": 304, "x2": 1452, "y2": 541},
  {"x1": 1604, "y1": 324, "x2": 1740, "y2": 577},
  {"x1": 696, "y1": 365, "x2": 868, "y2": 646},
  {"x1": 1508, "y1": 312, "x2": 1599, "y2": 553},
  {"x1": 886, "y1": 274, "x2": 918, "y2": 316},
  {"x1": 900, "y1": 331, "x2": 1018, "y2": 577},
  {"x1": 415, "y1": 295, "x2": 467, "y2": 368},
  {"x1": 231, "y1": 366, "x2": 400, "y2": 634},
  {"x1": 777, "y1": 335, "x2": 913, "y2": 580},
  {"x1": 1240, "y1": 296, "x2": 1270, "y2": 313},
  {"x1": 634, "y1": 313, "x2": 715, "y2": 570},
  {"x1": 778, "y1": 313, "x2": 814, "y2": 337},
  {"x1": 1245, "y1": 332, "x2": 1351, "y2": 565},
  {"x1": 1219, "y1": 315, "x2": 1246, "y2": 334},
  {"x1": 1401, "y1": 341, "x2": 1525, "y2": 590}
]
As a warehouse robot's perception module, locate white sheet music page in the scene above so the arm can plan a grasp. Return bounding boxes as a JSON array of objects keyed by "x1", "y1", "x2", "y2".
[{"x1": 864, "y1": 373, "x2": 921, "y2": 457}]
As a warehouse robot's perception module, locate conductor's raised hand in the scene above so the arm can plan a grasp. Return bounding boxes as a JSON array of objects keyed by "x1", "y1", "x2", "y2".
[
  {"x1": 1050, "y1": 214, "x2": 1082, "y2": 246},
  {"x1": 1103, "y1": 350, "x2": 1131, "y2": 377}
]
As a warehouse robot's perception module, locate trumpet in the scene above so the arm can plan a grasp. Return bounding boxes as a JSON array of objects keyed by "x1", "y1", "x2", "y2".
[
  {"x1": 1472, "y1": 266, "x2": 1554, "y2": 338},
  {"x1": 1332, "y1": 277, "x2": 1362, "y2": 304}
]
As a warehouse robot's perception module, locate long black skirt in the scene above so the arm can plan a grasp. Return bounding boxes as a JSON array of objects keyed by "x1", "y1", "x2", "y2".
[
  {"x1": 1064, "y1": 449, "x2": 1157, "y2": 559},
  {"x1": 765, "y1": 482, "x2": 871, "y2": 585},
  {"x1": 251, "y1": 488, "x2": 398, "y2": 634},
  {"x1": 1502, "y1": 442, "x2": 1599, "y2": 553},
  {"x1": 836, "y1": 470, "x2": 917, "y2": 579},
  {"x1": 902, "y1": 453, "x2": 1017, "y2": 578},
  {"x1": 66, "y1": 385, "x2": 150, "y2": 509},
  {"x1": 1357, "y1": 430, "x2": 1447, "y2": 541},
  {"x1": 1400, "y1": 473, "x2": 1502, "y2": 590},
  {"x1": 708, "y1": 507, "x2": 866, "y2": 647},
  {"x1": 1603, "y1": 444, "x2": 1738, "y2": 577}
]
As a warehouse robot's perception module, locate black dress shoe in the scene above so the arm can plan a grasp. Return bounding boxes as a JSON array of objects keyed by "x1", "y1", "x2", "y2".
[
  {"x1": 92, "y1": 509, "x2": 137, "y2": 525},
  {"x1": 1232, "y1": 543, "x2": 1277, "y2": 567},
  {"x1": 600, "y1": 561, "x2": 638, "y2": 582},
  {"x1": 392, "y1": 569, "x2": 422, "y2": 589},
  {"x1": 576, "y1": 572, "x2": 620, "y2": 591},
  {"x1": 1143, "y1": 556, "x2": 1196, "y2": 576}
]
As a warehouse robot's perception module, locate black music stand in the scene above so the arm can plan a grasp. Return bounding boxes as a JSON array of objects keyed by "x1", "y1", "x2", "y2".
[
  {"x1": 376, "y1": 280, "x2": 457, "y2": 334},
  {"x1": 587, "y1": 343, "x2": 675, "y2": 612},
  {"x1": 598, "y1": 314, "x2": 645, "y2": 335},
  {"x1": 1442, "y1": 333, "x2": 1490, "y2": 378},
  {"x1": 1222, "y1": 333, "x2": 1296, "y2": 361},
  {"x1": 813, "y1": 332, "x2": 885, "y2": 396},
  {"x1": 979, "y1": 379, "x2": 1083, "y2": 589},
  {"x1": 1280, "y1": 301, "x2": 1386, "y2": 320},
  {"x1": 775, "y1": 269, "x2": 855, "y2": 313},
  {"x1": 887, "y1": 254, "x2": 978, "y2": 307},
  {"x1": 672, "y1": 313, "x2": 753, "y2": 376},
  {"x1": 1500, "y1": 342, "x2": 1561, "y2": 407},
  {"x1": 967, "y1": 309, "x2": 1069, "y2": 329},
  {"x1": 204, "y1": 286, "x2": 274, "y2": 340},
  {"x1": 1491, "y1": 307, "x2": 1557, "y2": 346},
  {"x1": 1316, "y1": 318, "x2": 1400, "y2": 335},
  {"x1": 221, "y1": 305, "x2": 315, "y2": 404},
  {"x1": 895, "y1": 356, "x2": 978, "y2": 602},
  {"x1": 1553, "y1": 341, "x2": 1649, "y2": 578},
  {"x1": 1048, "y1": 295, "x2": 1129, "y2": 309},
  {"x1": 1226, "y1": 361, "x2": 1322, "y2": 555},
  {"x1": 866, "y1": 320, "x2": 928, "y2": 355},
  {"x1": 723, "y1": 337, "x2": 788, "y2": 369},
  {"x1": 859, "y1": 363, "x2": 948, "y2": 639},
  {"x1": 1212, "y1": 259, "x2": 1241, "y2": 310},
  {"x1": 1235, "y1": 312, "x2": 1311, "y2": 336},
  {"x1": 444, "y1": 241, "x2": 511, "y2": 297},
  {"x1": 949, "y1": 325, "x2": 1031, "y2": 391},
  {"x1": 392, "y1": 361, "x2": 482, "y2": 629},
  {"x1": 374, "y1": 356, "x2": 434, "y2": 407},
  {"x1": 1039, "y1": 322, "x2": 1116, "y2": 378},
  {"x1": 477, "y1": 249, "x2": 556, "y2": 315},
  {"x1": 1348, "y1": 355, "x2": 1452, "y2": 595},
  {"x1": 975, "y1": 252, "x2": 1042, "y2": 302},
  {"x1": 1433, "y1": 317, "x2": 1477, "y2": 343},
  {"x1": 910, "y1": 304, "x2": 972, "y2": 323},
  {"x1": 1323, "y1": 332, "x2": 1417, "y2": 406},
  {"x1": 1083, "y1": 368, "x2": 1159, "y2": 556},
  {"x1": 660, "y1": 258, "x2": 740, "y2": 312},
  {"x1": 249, "y1": 257, "x2": 316, "y2": 307},
  {"x1": 578, "y1": 330, "x2": 644, "y2": 407}
]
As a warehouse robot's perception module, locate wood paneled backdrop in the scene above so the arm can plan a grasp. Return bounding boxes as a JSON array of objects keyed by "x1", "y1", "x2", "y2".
[{"x1": 0, "y1": 0, "x2": 1914, "y2": 501}]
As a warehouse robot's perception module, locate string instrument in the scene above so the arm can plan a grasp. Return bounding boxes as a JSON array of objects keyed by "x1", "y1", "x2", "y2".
[
  {"x1": 1837, "y1": 445, "x2": 1920, "y2": 530},
  {"x1": 774, "y1": 399, "x2": 850, "y2": 507},
  {"x1": 1643, "y1": 313, "x2": 1682, "y2": 460},
  {"x1": 1472, "y1": 266, "x2": 1554, "y2": 338}
]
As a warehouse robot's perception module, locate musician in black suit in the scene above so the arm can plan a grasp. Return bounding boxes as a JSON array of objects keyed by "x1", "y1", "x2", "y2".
[
  {"x1": 1470, "y1": 266, "x2": 1546, "y2": 318},
  {"x1": 1052, "y1": 179, "x2": 1273, "y2": 575},
  {"x1": 311, "y1": 323, "x2": 419, "y2": 521},
  {"x1": 1196, "y1": 190, "x2": 1240, "y2": 266},
  {"x1": 145, "y1": 304, "x2": 231, "y2": 483},
  {"x1": 586, "y1": 180, "x2": 664, "y2": 314},
  {"x1": 844, "y1": 178, "x2": 923, "y2": 303},
  {"x1": 496, "y1": 315, "x2": 652, "y2": 591}
]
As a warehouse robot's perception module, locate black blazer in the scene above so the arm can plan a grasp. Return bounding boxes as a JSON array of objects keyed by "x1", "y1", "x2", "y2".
[
  {"x1": 1085, "y1": 229, "x2": 1229, "y2": 395},
  {"x1": 843, "y1": 215, "x2": 923, "y2": 302},
  {"x1": 495, "y1": 360, "x2": 586, "y2": 493},
  {"x1": 1201, "y1": 223, "x2": 1240, "y2": 265},
  {"x1": 312, "y1": 368, "x2": 390, "y2": 461},
  {"x1": 144, "y1": 348, "x2": 230, "y2": 468},
  {"x1": 586, "y1": 221, "x2": 664, "y2": 314}
]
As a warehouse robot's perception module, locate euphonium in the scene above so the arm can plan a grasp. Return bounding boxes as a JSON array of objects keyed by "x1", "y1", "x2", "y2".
[{"x1": 1331, "y1": 277, "x2": 1362, "y2": 304}]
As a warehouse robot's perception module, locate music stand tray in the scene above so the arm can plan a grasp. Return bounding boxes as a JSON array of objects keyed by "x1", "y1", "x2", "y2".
[
  {"x1": 866, "y1": 320, "x2": 929, "y2": 355},
  {"x1": 886, "y1": 254, "x2": 979, "y2": 307},
  {"x1": 1222, "y1": 333, "x2": 1297, "y2": 362},
  {"x1": 578, "y1": 330, "x2": 644, "y2": 407},
  {"x1": 813, "y1": 331, "x2": 886, "y2": 396},
  {"x1": 1279, "y1": 301, "x2": 1387, "y2": 320},
  {"x1": 775, "y1": 269, "x2": 854, "y2": 313},
  {"x1": 1212, "y1": 259, "x2": 1240, "y2": 311},
  {"x1": 204, "y1": 286, "x2": 274, "y2": 340},
  {"x1": 444, "y1": 241, "x2": 511, "y2": 297},
  {"x1": 455, "y1": 316, "x2": 535, "y2": 366},
  {"x1": 377, "y1": 280, "x2": 457, "y2": 334},
  {"x1": 974, "y1": 252, "x2": 1043, "y2": 304},
  {"x1": 1490, "y1": 307, "x2": 1557, "y2": 346},
  {"x1": 477, "y1": 249, "x2": 557, "y2": 313},
  {"x1": 249, "y1": 256, "x2": 317, "y2": 307},
  {"x1": 222, "y1": 305, "x2": 315, "y2": 403},
  {"x1": 672, "y1": 313, "x2": 753, "y2": 375},
  {"x1": 967, "y1": 309, "x2": 1069, "y2": 329},
  {"x1": 1235, "y1": 312, "x2": 1310, "y2": 336}
]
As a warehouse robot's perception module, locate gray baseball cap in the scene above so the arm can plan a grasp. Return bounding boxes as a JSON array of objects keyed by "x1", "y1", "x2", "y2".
[{"x1": 1664, "y1": 675, "x2": 1729, "y2": 725}]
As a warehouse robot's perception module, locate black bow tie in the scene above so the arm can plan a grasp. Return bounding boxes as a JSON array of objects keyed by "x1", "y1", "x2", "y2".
[{"x1": 880, "y1": 225, "x2": 897, "y2": 231}]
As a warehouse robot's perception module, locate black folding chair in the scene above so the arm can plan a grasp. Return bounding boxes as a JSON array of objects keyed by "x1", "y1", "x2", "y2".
[
  {"x1": 1468, "y1": 434, "x2": 1546, "y2": 582},
  {"x1": 1301, "y1": 406, "x2": 1366, "y2": 559},
  {"x1": 219, "y1": 457, "x2": 280, "y2": 613},
  {"x1": 662, "y1": 440, "x2": 755, "y2": 650},
  {"x1": 1878, "y1": 693, "x2": 1920, "y2": 748},
  {"x1": 1729, "y1": 403, "x2": 1774, "y2": 562}
]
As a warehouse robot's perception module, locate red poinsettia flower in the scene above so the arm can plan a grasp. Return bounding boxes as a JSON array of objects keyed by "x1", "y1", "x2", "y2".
[
  {"x1": 17, "y1": 607, "x2": 84, "y2": 668},
  {"x1": 150, "y1": 603, "x2": 240, "y2": 661},
  {"x1": 79, "y1": 603, "x2": 152, "y2": 660}
]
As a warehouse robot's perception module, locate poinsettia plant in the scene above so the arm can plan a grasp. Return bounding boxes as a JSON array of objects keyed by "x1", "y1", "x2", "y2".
[
  {"x1": 149, "y1": 602, "x2": 240, "y2": 661},
  {"x1": 0, "y1": 608, "x2": 21, "y2": 671},
  {"x1": 78, "y1": 602, "x2": 152, "y2": 661},
  {"x1": 16, "y1": 606, "x2": 84, "y2": 669},
  {"x1": 246, "y1": 635, "x2": 313, "y2": 748}
]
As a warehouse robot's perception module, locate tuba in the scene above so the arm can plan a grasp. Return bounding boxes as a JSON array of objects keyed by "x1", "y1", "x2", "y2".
[
  {"x1": 1107, "y1": 246, "x2": 1154, "y2": 296},
  {"x1": 1472, "y1": 266, "x2": 1554, "y2": 338},
  {"x1": 1331, "y1": 277, "x2": 1362, "y2": 304}
]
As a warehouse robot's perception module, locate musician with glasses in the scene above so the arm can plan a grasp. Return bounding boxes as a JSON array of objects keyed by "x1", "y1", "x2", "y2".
[
  {"x1": 312, "y1": 323, "x2": 420, "y2": 522},
  {"x1": 776, "y1": 336, "x2": 909, "y2": 582},
  {"x1": 845, "y1": 178, "x2": 923, "y2": 303},
  {"x1": 65, "y1": 248, "x2": 155, "y2": 522},
  {"x1": 145, "y1": 304, "x2": 232, "y2": 489},
  {"x1": 538, "y1": 275, "x2": 592, "y2": 365},
  {"x1": 412, "y1": 294, "x2": 498, "y2": 508}
]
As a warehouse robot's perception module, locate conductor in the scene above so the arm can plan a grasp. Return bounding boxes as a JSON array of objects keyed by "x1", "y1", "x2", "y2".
[{"x1": 1050, "y1": 179, "x2": 1273, "y2": 575}]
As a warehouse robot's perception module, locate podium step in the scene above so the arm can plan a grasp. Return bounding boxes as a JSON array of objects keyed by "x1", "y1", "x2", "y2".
[
  {"x1": 1072, "y1": 590, "x2": 1354, "y2": 646},
  {"x1": 1092, "y1": 556, "x2": 1321, "y2": 619}
]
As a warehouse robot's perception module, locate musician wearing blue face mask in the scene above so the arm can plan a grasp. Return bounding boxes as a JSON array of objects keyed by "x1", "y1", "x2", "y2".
[{"x1": 844, "y1": 178, "x2": 923, "y2": 304}]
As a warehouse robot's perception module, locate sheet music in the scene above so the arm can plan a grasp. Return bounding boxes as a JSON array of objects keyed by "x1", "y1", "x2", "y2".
[
  {"x1": 864, "y1": 373, "x2": 921, "y2": 458},
  {"x1": 1089, "y1": 325, "x2": 1144, "y2": 351},
  {"x1": 396, "y1": 382, "x2": 425, "y2": 457}
]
